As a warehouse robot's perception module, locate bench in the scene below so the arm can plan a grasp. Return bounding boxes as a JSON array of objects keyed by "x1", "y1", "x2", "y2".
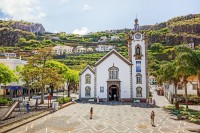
[
  {"x1": 134, "y1": 100, "x2": 140, "y2": 103},
  {"x1": 88, "y1": 99, "x2": 95, "y2": 102}
]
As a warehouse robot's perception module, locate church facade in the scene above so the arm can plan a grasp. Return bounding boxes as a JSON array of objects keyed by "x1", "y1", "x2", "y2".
[{"x1": 79, "y1": 19, "x2": 148, "y2": 102}]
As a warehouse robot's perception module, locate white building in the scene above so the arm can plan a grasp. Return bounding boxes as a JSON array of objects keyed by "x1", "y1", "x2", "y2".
[
  {"x1": 87, "y1": 47, "x2": 94, "y2": 52},
  {"x1": 32, "y1": 50, "x2": 39, "y2": 55},
  {"x1": 3, "y1": 53, "x2": 16, "y2": 58},
  {"x1": 80, "y1": 19, "x2": 148, "y2": 102},
  {"x1": 95, "y1": 44, "x2": 115, "y2": 52},
  {"x1": 98, "y1": 36, "x2": 109, "y2": 43},
  {"x1": 111, "y1": 36, "x2": 120, "y2": 42},
  {"x1": 184, "y1": 43, "x2": 195, "y2": 49},
  {"x1": 149, "y1": 76, "x2": 157, "y2": 85},
  {"x1": 0, "y1": 58, "x2": 27, "y2": 72},
  {"x1": 53, "y1": 46, "x2": 73, "y2": 55},
  {"x1": 75, "y1": 46, "x2": 86, "y2": 53},
  {"x1": 163, "y1": 75, "x2": 199, "y2": 103}
]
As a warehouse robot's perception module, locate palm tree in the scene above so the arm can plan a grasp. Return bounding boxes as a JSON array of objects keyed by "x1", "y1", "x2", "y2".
[
  {"x1": 175, "y1": 64, "x2": 194, "y2": 109},
  {"x1": 176, "y1": 46, "x2": 200, "y2": 96},
  {"x1": 175, "y1": 46, "x2": 198, "y2": 109},
  {"x1": 157, "y1": 61, "x2": 179, "y2": 104}
]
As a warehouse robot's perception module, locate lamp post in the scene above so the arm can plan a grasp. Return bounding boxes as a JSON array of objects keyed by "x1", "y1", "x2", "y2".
[{"x1": 63, "y1": 86, "x2": 64, "y2": 99}]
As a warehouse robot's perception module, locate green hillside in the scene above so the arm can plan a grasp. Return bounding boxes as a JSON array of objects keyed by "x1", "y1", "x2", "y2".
[{"x1": 0, "y1": 14, "x2": 200, "y2": 73}]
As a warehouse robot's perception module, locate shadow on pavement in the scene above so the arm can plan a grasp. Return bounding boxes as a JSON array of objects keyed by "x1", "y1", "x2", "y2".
[{"x1": 75, "y1": 100, "x2": 160, "y2": 108}]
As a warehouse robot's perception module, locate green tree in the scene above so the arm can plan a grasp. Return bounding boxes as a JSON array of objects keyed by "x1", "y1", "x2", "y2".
[
  {"x1": 176, "y1": 46, "x2": 200, "y2": 97},
  {"x1": 0, "y1": 63, "x2": 18, "y2": 91},
  {"x1": 175, "y1": 46, "x2": 198, "y2": 109},
  {"x1": 42, "y1": 39, "x2": 54, "y2": 46},
  {"x1": 17, "y1": 65, "x2": 40, "y2": 100},
  {"x1": 27, "y1": 48, "x2": 60, "y2": 104},
  {"x1": 150, "y1": 43, "x2": 164, "y2": 53},
  {"x1": 46, "y1": 60, "x2": 70, "y2": 96},
  {"x1": 46, "y1": 60, "x2": 79, "y2": 97},
  {"x1": 157, "y1": 61, "x2": 179, "y2": 103},
  {"x1": 148, "y1": 55, "x2": 160, "y2": 76},
  {"x1": 65, "y1": 69, "x2": 79, "y2": 97}
]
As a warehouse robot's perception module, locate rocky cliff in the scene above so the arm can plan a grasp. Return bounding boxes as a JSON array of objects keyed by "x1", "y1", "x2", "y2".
[
  {"x1": 10, "y1": 21, "x2": 45, "y2": 34},
  {"x1": 145, "y1": 14, "x2": 200, "y2": 46},
  {"x1": 0, "y1": 20, "x2": 45, "y2": 46}
]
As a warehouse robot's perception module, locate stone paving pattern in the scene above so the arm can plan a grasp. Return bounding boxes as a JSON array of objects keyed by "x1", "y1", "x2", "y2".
[{"x1": 10, "y1": 101, "x2": 199, "y2": 133}]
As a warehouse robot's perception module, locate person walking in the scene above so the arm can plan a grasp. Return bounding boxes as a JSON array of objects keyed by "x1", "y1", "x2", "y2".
[
  {"x1": 90, "y1": 107, "x2": 93, "y2": 119},
  {"x1": 18, "y1": 99, "x2": 21, "y2": 112},
  {"x1": 146, "y1": 98, "x2": 149, "y2": 107},
  {"x1": 26, "y1": 102, "x2": 30, "y2": 113},
  {"x1": 35, "y1": 99, "x2": 38, "y2": 110},
  {"x1": 97, "y1": 96, "x2": 99, "y2": 103},
  {"x1": 153, "y1": 99, "x2": 156, "y2": 106},
  {"x1": 151, "y1": 111, "x2": 155, "y2": 126}
]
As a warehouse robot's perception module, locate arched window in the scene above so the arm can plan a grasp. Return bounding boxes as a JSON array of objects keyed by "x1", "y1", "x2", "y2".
[
  {"x1": 85, "y1": 86, "x2": 91, "y2": 97},
  {"x1": 136, "y1": 73, "x2": 142, "y2": 84},
  {"x1": 136, "y1": 87, "x2": 142, "y2": 97},
  {"x1": 108, "y1": 66, "x2": 119, "y2": 80},
  {"x1": 85, "y1": 74, "x2": 91, "y2": 84},
  {"x1": 135, "y1": 44, "x2": 142, "y2": 60},
  {"x1": 136, "y1": 46, "x2": 141, "y2": 55}
]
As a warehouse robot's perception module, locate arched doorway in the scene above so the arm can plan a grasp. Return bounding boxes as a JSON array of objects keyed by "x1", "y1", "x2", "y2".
[{"x1": 108, "y1": 85, "x2": 119, "y2": 101}]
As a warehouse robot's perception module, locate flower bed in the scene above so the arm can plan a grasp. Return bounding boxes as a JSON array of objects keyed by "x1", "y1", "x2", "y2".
[{"x1": 164, "y1": 105, "x2": 200, "y2": 124}]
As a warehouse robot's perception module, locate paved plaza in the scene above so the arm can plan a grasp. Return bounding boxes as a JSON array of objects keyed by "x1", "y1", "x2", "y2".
[{"x1": 10, "y1": 101, "x2": 199, "y2": 133}]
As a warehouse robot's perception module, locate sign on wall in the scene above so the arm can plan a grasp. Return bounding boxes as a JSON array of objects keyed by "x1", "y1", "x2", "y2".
[
  {"x1": 100, "y1": 86, "x2": 104, "y2": 93},
  {"x1": 136, "y1": 61, "x2": 141, "y2": 72}
]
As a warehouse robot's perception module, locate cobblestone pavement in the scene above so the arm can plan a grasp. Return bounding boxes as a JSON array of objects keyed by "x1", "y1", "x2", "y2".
[{"x1": 10, "y1": 102, "x2": 199, "y2": 133}]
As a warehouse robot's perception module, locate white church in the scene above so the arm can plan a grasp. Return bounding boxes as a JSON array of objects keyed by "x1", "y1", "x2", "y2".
[{"x1": 79, "y1": 19, "x2": 149, "y2": 102}]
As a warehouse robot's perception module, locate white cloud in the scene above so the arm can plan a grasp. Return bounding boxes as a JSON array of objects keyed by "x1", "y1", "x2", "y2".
[
  {"x1": 72, "y1": 27, "x2": 89, "y2": 35},
  {"x1": 0, "y1": 0, "x2": 46, "y2": 22},
  {"x1": 83, "y1": 4, "x2": 91, "y2": 11}
]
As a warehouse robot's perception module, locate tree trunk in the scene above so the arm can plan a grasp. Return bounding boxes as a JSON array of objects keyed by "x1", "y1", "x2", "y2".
[
  {"x1": 197, "y1": 75, "x2": 200, "y2": 97},
  {"x1": 50, "y1": 84, "x2": 54, "y2": 96},
  {"x1": 28, "y1": 87, "x2": 31, "y2": 101},
  {"x1": 0, "y1": 82, "x2": 4, "y2": 97},
  {"x1": 41, "y1": 86, "x2": 45, "y2": 104},
  {"x1": 66, "y1": 81, "x2": 70, "y2": 97},
  {"x1": 0, "y1": 82, "x2": 1, "y2": 96},
  {"x1": 68, "y1": 85, "x2": 70, "y2": 97},
  {"x1": 174, "y1": 82, "x2": 178, "y2": 103},
  {"x1": 75, "y1": 84, "x2": 78, "y2": 92},
  {"x1": 174, "y1": 82, "x2": 179, "y2": 110},
  {"x1": 184, "y1": 81, "x2": 188, "y2": 109}
]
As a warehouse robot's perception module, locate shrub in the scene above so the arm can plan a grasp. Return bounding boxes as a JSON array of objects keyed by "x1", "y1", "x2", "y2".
[
  {"x1": 149, "y1": 92, "x2": 153, "y2": 97},
  {"x1": 177, "y1": 95, "x2": 200, "y2": 105},
  {"x1": 57, "y1": 97, "x2": 71, "y2": 104},
  {"x1": 0, "y1": 97, "x2": 12, "y2": 105}
]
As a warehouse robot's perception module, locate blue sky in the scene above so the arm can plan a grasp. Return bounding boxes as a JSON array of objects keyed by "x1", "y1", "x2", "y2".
[{"x1": 0, "y1": 0, "x2": 200, "y2": 34}]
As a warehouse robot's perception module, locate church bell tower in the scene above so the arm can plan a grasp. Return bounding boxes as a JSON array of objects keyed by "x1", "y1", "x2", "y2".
[{"x1": 128, "y1": 18, "x2": 148, "y2": 100}]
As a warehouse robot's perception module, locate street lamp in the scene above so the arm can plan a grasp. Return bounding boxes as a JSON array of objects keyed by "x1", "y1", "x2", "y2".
[{"x1": 63, "y1": 86, "x2": 64, "y2": 99}]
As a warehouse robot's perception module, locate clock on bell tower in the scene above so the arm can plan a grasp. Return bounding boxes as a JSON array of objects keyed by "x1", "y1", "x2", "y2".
[{"x1": 134, "y1": 32, "x2": 143, "y2": 41}]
